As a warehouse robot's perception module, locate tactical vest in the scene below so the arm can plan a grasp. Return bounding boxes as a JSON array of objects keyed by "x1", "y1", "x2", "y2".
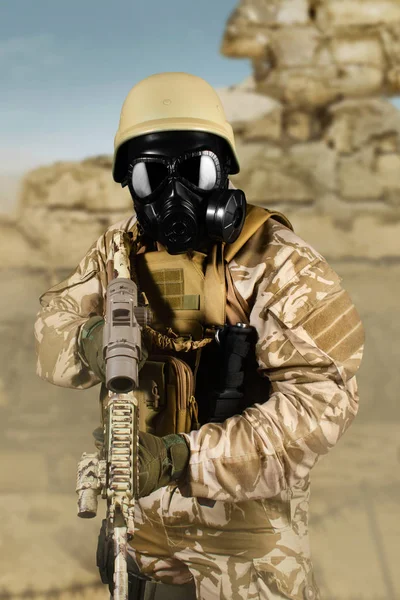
[{"x1": 100, "y1": 204, "x2": 293, "y2": 435}]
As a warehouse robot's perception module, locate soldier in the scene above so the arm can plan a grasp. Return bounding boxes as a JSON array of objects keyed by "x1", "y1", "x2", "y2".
[{"x1": 34, "y1": 72, "x2": 364, "y2": 600}]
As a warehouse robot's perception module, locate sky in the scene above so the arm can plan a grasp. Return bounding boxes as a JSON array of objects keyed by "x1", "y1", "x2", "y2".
[
  {"x1": 2, "y1": 0, "x2": 400, "y2": 179},
  {"x1": 0, "y1": 0, "x2": 251, "y2": 174}
]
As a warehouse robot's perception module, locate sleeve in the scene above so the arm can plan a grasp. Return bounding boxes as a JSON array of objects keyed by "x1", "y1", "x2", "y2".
[
  {"x1": 33, "y1": 235, "x2": 108, "y2": 389},
  {"x1": 180, "y1": 257, "x2": 365, "y2": 503}
]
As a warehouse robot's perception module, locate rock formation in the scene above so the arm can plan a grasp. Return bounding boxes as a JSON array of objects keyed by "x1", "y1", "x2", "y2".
[
  {"x1": 219, "y1": 0, "x2": 400, "y2": 260},
  {"x1": 2, "y1": 156, "x2": 133, "y2": 280},
  {"x1": 222, "y1": 0, "x2": 400, "y2": 105}
]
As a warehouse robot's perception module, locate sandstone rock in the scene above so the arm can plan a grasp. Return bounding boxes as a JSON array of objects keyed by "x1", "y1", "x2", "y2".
[
  {"x1": 292, "y1": 213, "x2": 400, "y2": 259},
  {"x1": 221, "y1": 32, "x2": 268, "y2": 60},
  {"x1": 231, "y1": 141, "x2": 272, "y2": 170},
  {"x1": 338, "y1": 156, "x2": 384, "y2": 200},
  {"x1": 375, "y1": 133, "x2": 399, "y2": 154},
  {"x1": 325, "y1": 112, "x2": 357, "y2": 154},
  {"x1": 217, "y1": 86, "x2": 280, "y2": 123},
  {"x1": 221, "y1": 5, "x2": 268, "y2": 59},
  {"x1": 258, "y1": 67, "x2": 340, "y2": 108},
  {"x1": 375, "y1": 153, "x2": 400, "y2": 199},
  {"x1": 258, "y1": 62, "x2": 384, "y2": 108},
  {"x1": 0, "y1": 215, "x2": 46, "y2": 269},
  {"x1": 242, "y1": 107, "x2": 283, "y2": 141},
  {"x1": 13, "y1": 156, "x2": 134, "y2": 270},
  {"x1": 19, "y1": 156, "x2": 131, "y2": 212},
  {"x1": 388, "y1": 66, "x2": 400, "y2": 92},
  {"x1": 331, "y1": 64, "x2": 384, "y2": 97},
  {"x1": 289, "y1": 142, "x2": 337, "y2": 192},
  {"x1": 326, "y1": 98, "x2": 400, "y2": 153},
  {"x1": 264, "y1": 26, "x2": 322, "y2": 68},
  {"x1": 222, "y1": 0, "x2": 310, "y2": 33},
  {"x1": 332, "y1": 36, "x2": 385, "y2": 68},
  {"x1": 316, "y1": 0, "x2": 400, "y2": 29},
  {"x1": 246, "y1": 164, "x2": 313, "y2": 204},
  {"x1": 275, "y1": 0, "x2": 309, "y2": 25},
  {"x1": 223, "y1": 1, "x2": 400, "y2": 107},
  {"x1": 17, "y1": 206, "x2": 131, "y2": 270},
  {"x1": 284, "y1": 110, "x2": 319, "y2": 141}
]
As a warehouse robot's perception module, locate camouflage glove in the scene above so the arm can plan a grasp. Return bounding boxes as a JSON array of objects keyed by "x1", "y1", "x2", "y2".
[
  {"x1": 80, "y1": 316, "x2": 106, "y2": 381},
  {"x1": 80, "y1": 315, "x2": 149, "y2": 381},
  {"x1": 138, "y1": 432, "x2": 190, "y2": 498}
]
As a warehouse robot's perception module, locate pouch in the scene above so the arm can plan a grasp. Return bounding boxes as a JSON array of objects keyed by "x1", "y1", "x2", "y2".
[{"x1": 135, "y1": 355, "x2": 200, "y2": 436}]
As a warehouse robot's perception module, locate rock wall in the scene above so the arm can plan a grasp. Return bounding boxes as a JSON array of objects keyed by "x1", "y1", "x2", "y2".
[
  {"x1": 222, "y1": 0, "x2": 400, "y2": 107},
  {"x1": 13, "y1": 156, "x2": 132, "y2": 271},
  {"x1": 218, "y1": 0, "x2": 400, "y2": 260},
  {"x1": 228, "y1": 92, "x2": 400, "y2": 259}
]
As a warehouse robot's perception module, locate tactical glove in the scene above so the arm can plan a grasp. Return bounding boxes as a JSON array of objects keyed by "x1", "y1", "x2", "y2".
[
  {"x1": 80, "y1": 316, "x2": 106, "y2": 381},
  {"x1": 80, "y1": 315, "x2": 149, "y2": 381},
  {"x1": 138, "y1": 432, "x2": 190, "y2": 498}
]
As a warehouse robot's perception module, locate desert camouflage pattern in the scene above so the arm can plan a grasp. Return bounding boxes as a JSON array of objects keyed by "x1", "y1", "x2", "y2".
[
  {"x1": 75, "y1": 451, "x2": 102, "y2": 518},
  {"x1": 34, "y1": 205, "x2": 364, "y2": 600}
]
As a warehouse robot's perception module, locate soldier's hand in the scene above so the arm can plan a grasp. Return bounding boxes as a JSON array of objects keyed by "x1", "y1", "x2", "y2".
[
  {"x1": 138, "y1": 431, "x2": 190, "y2": 498},
  {"x1": 80, "y1": 315, "x2": 149, "y2": 381},
  {"x1": 80, "y1": 316, "x2": 106, "y2": 380}
]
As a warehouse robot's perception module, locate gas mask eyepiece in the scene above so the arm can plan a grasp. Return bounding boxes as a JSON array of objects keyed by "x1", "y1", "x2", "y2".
[{"x1": 128, "y1": 150, "x2": 221, "y2": 199}]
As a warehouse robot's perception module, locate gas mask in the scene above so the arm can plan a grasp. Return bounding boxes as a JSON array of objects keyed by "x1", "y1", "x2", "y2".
[{"x1": 122, "y1": 133, "x2": 246, "y2": 255}]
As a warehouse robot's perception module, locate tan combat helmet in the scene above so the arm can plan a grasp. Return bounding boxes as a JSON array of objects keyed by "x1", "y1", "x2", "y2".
[{"x1": 112, "y1": 72, "x2": 240, "y2": 182}]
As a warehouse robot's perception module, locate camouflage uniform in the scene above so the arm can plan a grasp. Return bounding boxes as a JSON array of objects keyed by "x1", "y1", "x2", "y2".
[{"x1": 34, "y1": 210, "x2": 364, "y2": 600}]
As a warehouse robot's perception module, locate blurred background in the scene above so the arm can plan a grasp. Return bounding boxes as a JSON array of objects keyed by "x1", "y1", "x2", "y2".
[{"x1": 1, "y1": 1, "x2": 399, "y2": 598}]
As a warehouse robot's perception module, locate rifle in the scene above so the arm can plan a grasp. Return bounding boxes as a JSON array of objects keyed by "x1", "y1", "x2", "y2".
[{"x1": 76, "y1": 231, "x2": 151, "y2": 600}]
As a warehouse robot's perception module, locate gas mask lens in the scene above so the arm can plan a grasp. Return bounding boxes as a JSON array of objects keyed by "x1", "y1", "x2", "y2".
[
  {"x1": 130, "y1": 150, "x2": 221, "y2": 200},
  {"x1": 177, "y1": 152, "x2": 219, "y2": 191},
  {"x1": 131, "y1": 161, "x2": 168, "y2": 199}
]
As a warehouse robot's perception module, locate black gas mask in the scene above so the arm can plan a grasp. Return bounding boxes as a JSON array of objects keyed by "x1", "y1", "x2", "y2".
[{"x1": 121, "y1": 131, "x2": 246, "y2": 254}]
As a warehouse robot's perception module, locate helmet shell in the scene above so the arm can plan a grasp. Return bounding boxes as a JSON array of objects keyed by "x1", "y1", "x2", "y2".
[{"x1": 113, "y1": 72, "x2": 240, "y2": 182}]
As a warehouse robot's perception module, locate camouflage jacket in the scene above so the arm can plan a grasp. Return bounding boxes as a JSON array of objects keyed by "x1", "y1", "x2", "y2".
[{"x1": 34, "y1": 211, "x2": 364, "y2": 505}]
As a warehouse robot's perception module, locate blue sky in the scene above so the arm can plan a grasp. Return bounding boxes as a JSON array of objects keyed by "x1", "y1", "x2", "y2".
[
  {"x1": 0, "y1": 0, "x2": 251, "y2": 173},
  {"x1": 2, "y1": 0, "x2": 400, "y2": 177}
]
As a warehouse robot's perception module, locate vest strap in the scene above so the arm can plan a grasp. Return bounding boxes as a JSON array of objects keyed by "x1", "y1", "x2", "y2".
[
  {"x1": 143, "y1": 326, "x2": 213, "y2": 353},
  {"x1": 203, "y1": 243, "x2": 226, "y2": 327},
  {"x1": 224, "y1": 204, "x2": 293, "y2": 264}
]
